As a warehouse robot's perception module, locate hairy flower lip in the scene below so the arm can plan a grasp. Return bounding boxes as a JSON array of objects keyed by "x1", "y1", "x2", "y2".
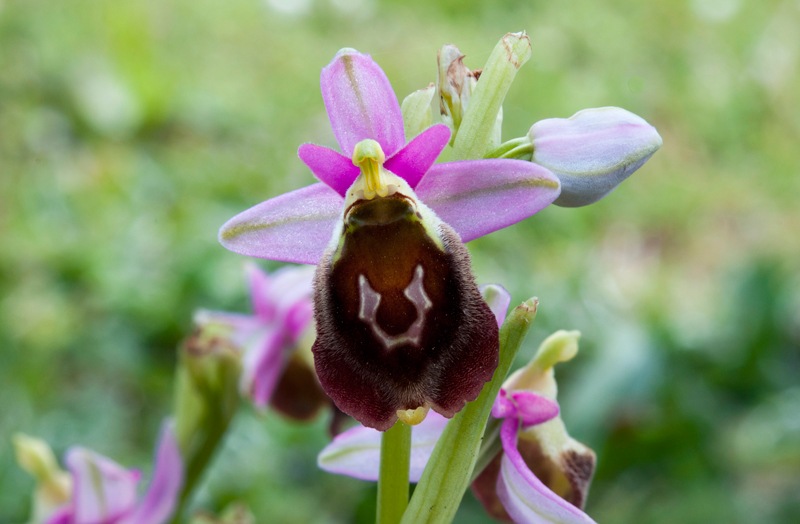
[{"x1": 313, "y1": 178, "x2": 500, "y2": 430}]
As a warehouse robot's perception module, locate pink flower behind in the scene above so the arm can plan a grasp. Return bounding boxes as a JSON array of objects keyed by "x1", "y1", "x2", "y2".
[{"x1": 45, "y1": 423, "x2": 183, "y2": 524}]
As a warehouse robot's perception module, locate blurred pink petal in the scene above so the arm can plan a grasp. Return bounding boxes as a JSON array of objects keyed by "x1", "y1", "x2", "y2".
[
  {"x1": 120, "y1": 424, "x2": 183, "y2": 524},
  {"x1": 65, "y1": 449, "x2": 139, "y2": 524},
  {"x1": 200, "y1": 264, "x2": 315, "y2": 410},
  {"x1": 53, "y1": 422, "x2": 183, "y2": 524},
  {"x1": 240, "y1": 327, "x2": 284, "y2": 408}
]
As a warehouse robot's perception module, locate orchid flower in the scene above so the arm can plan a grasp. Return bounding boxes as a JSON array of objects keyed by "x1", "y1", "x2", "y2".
[
  {"x1": 219, "y1": 49, "x2": 561, "y2": 431},
  {"x1": 194, "y1": 263, "x2": 326, "y2": 420},
  {"x1": 15, "y1": 423, "x2": 183, "y2": 524}
]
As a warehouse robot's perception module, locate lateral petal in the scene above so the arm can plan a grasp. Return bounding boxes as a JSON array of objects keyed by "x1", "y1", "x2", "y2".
[
  {"x1": 416, "y1": 159, "x2": 560, "y2": 242},
  {"x1": 321, "y1": 49, "x2": 405, "y2": 157},
  {"x1": 297, "y1": 143, "x2": 359, "y2": 197},
  {"x1": 385, "y1": 124, "x2": 450, "y2": 188},
  {"x1": 218, "y1": 183, "x2": 343, "y2": 265},
  {"x1": 491, "y1": 390, "x2": 560, "y2": 427}
]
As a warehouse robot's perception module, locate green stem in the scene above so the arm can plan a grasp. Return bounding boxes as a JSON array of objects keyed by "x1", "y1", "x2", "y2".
[
  {"x1": 377, "y1": 420, "x2": 412, "y2": 524},
  {"x1": 171, "y1": 406, "x2": 233, "y2": 523},
  {"x1": 501, "y1": 142, "x2": 534, "y2": 160},
  {"x1": 401, "y1": 298, "x2": 539, "y2": 523},
  {"x1": 484, "y1": 137, "x2": 531, "y2": 159},
  {"x1": 169, "y1": 351, "x2": 240, "y2": 524},
  {"x1": 471, "y1": 417, "x2": 503, "y2": 483}
]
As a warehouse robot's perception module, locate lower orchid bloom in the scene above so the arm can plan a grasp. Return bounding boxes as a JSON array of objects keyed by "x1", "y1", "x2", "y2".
[
  {"x1": 194, "y1": 263, "x2": 327, "y2": 420},
  {"x1": 15, "y1": 423, "x2": 183, "y2": 524},
  {"x1": 473, "y1": 330, "x2": 597, "y2": 524},
  {"x1": 219, "y1": 48, "x2": 562, "y2": 431}
]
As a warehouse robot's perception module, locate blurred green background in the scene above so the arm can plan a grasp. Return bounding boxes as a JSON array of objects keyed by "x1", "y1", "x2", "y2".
[{"x1": 1, "y1": 0, "x2": 799, "y2": 522}]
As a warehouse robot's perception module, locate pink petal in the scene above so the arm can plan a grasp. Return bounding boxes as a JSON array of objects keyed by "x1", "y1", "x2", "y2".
[
  {"x1": 492, "y1": 390, "x2": 560, "y2": 427},
  {"x1": 321, "y1": 49, "x2": 405, "y2": 156},
  {"x1": 240, "y1": 327, "x2": 286, "y2": 408},
  {"x1": 245, "y1": 263, "x2": 315, "y2": 330},
  {"x1": 297, "y1": 143, "x2": 359, "y2": 197},
  {"x1": 497, "y1": 419, "x2": 597, "y2": 524},
  {"x1": 264, "y1": 265, "x2": 315, "y2": 326},
  {"x1": 65, "y1": 448, "x2": 140, "y2": 524},
  {"x1": 529, "y1": 106, "x2": 662, "y2": 207},
  {"x1": 318, "y1": 412, "x2": 449, "y2": 483},
  {"x1": 45, "y1": 508, "x2": 72, "y2": 524},
  {"x1": 416, "y1": 159, "x2": 561, "y2": 242},
  {"x1": 408, "y1": 412, "x2": 450, "y2": 482},
  {"x1": 385, "y1": 124, "x2": 450, "y2": 188},
  {"x1": 121, "y1": 423, "x2": 183, "y2": 524},
  {"x1": 246, "y1": 263, "x2": 275, "y2": 321},
  {"x1": 282, "y1": 300, "x2": 314, "y2": 342},
  {"x1": 218, "y1": 183, "x2": 343, "y2": 265},
  {"x1": 480, "y1": 284, "x2": 511, "y2": 328}
]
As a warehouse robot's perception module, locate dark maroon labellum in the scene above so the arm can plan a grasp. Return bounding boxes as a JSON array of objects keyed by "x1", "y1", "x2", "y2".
[{"x1": 312, "y1": 193, "x2": 500, "y2": 430}]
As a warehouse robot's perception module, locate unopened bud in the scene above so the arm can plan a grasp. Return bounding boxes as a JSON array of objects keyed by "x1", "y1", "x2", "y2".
[
  {"x1": 529, "y1": 106, "x2": 662, "y2": 207},
  {"x1": 401, "y1": 84, "x2": 436, "y2": 139}
]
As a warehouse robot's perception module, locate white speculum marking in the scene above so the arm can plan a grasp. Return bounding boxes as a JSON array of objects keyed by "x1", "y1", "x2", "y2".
[{"x1": 358, "y1": 264, "x2": 432, "y2": 350}]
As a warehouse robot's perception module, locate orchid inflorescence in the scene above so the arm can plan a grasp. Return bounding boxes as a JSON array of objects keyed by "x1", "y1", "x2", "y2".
[{"x1": 16, "y1": 32, "x2": 660, "y2": 523}]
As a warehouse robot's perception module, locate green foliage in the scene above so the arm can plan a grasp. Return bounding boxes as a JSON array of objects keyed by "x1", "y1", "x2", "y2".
[{"x1": 1, "y1": 0, "x2": 798, "y2": 522}]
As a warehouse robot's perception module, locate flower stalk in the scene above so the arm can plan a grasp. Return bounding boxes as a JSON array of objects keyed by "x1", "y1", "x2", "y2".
[{"x1": 377, "y1": 420, "x2": 412, "y2": 524}]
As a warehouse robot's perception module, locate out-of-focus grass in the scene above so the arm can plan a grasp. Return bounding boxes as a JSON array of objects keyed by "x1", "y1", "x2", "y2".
[{"x1": 1, "y1": 0, "x2": 798, "y2": 522}]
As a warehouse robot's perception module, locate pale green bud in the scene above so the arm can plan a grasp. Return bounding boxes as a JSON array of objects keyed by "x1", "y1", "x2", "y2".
[{"x1": 401, "y1": 83, "x2": 436, "y2": 139}]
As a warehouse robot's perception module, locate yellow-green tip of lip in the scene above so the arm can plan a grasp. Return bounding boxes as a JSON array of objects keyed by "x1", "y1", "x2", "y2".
[{"x1": 397, "y1": 405, "x2": 430, "y2": 426}]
